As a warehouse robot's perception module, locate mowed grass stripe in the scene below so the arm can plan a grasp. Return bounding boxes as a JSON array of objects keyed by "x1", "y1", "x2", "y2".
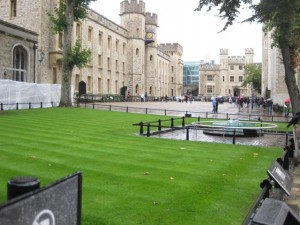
[{"x1": 0, "y1": 108, "x2": 282, "y2": 225}]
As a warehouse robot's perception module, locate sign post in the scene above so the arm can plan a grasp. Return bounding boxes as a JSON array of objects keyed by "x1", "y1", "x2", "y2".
[{"x1": 0, "y1": 172, "x2": 82, "y2": 225}]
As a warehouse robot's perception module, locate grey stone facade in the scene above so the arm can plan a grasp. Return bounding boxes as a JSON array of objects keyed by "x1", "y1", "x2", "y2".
[
  {"x1": 0, "y1": 0, "x2": 183, "y2": 98},
  {"x1": 262, "y1": 31, "x2": 300, "y2": 104},
  {"x1": 199, "y1": 48, "x2": 254, "y2": 99},
  {"x1": 0, "y1": 19, "x2": 38, "y2": 82}
]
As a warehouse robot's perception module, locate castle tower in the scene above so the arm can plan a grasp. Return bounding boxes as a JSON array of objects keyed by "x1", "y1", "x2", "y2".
[
  {"x1": 120, "y1": 0, "x2": 146, "y2": 96},
  {"x1": 144, "y1": 12, "x2": 158, "y2": 97},
  {"x1": 245, "y1": 48, "x2": 254, "y2": 64},
  {"x1": 158, "y1": 43, "x2": 184, "y2": 97},
  {"x1": 219, "y1": 49, "x2": 228, "y2": 70}
]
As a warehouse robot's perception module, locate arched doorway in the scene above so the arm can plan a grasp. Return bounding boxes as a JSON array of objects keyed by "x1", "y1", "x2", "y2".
[
  {"x1": 233, "y1": 87, "x2": 240, "y2": 97},
  {"x1": 13, "y1": 46, "x2": 28, "y2": 82}
]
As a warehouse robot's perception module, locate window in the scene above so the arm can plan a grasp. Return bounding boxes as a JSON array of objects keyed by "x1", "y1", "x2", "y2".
[
  {"x1": 116, "y1": 39, "x2": 119, "y2": 52},
  {"x1": 115, "y1": 60, "x2": 118, "y2": 71},
  {"x1": 230, "y1": 65, "x2": 234, "y2": 70},
  {"x1": 76, "y1": 23, "x2": 81, "y2": 39},
  {"x1": 108, "y1": 36, "x2": 112, "y2": 50},
  {"x1": 230, "y1": 76, "x2": 234, "y2": 82},
  {"x1": 98, "y1": 54, "x2": 102, "y2": 68},
  {"x1": 58, "y1": 33, "x2": 63, "y2": 49},
  {"x1": 10, "y1": 0, "x2": 17, "y2": 17},
  {"x1": 207, "y1": 75, "x2": 214, "y2": 81},
  {"x1": 107, "y1": 57, "x2": 111, "y2": 70},
  {"x1": 75, "y1": 74, "x2": 80, "y2": 91},
  {"x1": 150, "y1": 55, "x2": 153, "y2": 61},
  {"x1": 115, "y1": 80, "x2": 118, "y2": 94},
  {"x1": 222, "y1": 76, "x2": 225, "y2": 82},
  {"x1": 136, "y1": 48, "x2": 139, "y2": 55},
  {"x1": 107, "y1": 79, "x2": 110, "y2": 93},
  {"x1": 207, "y1": 85, "x2": 214, "y2": 93},
  {"x1": 149, "y1": 86, "x2": 152, "y2": 95},
  {"x1": 88, "y1": 27, "x2": 93, "y2": 42},
  {"x1": 123, "y1": 43, "x2": 126, "y2": 54},
  {"x1": 239, "y1": 65, "x2": 243, "y2": 70},
  {"x1": 88, "y1": 53, "x2": 92, "y2": 65},
  {"x1": 98, "y1": 32, "x2": 103, "y2": 46},
  {"x1": 239, "y1": 76, "x2": 243, "y2": 82},
  {"x1": 88, "y1": 76, "x2": 92, "y2": 92},
  {"x1": 53, "y1": 67, "x2": 57, "y2": 84},
  {"x1": 98, "y1": 78, "x2": 101, "y2": 93},
  {"x1": 135, "y1": 84, "x2": 139, "y2": 94},
  {"x1": 171, "y1": 66, "x2": 174, "y2": 73},
  {"x1": 264, "y1": 40, "x2": 268, "y2": 49},
  {"x1": 13, "y1": 46, "x2": 27, "y2": 82},
  {"x1": 122, "y1": 62, "x2": 125, "y2": 73}
]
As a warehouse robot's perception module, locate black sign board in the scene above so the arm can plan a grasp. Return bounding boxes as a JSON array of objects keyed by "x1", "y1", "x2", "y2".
[
  {"x1": 267, "y1": 161, "x2": 292, "y2": 196},
  {"x1": 252, "y1": 198, "x2": 300, "y2": 225},
  {"x1": 0, "y1": 172, "x2": 82, "y2": 225}
]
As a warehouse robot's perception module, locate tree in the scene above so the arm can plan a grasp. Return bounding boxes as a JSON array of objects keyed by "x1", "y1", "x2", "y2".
[
  {"x1": 48, "y1": 0, "x2": 95, "y2": 107},
  {"x1": 195, "y1": 0, "x2": 300, "y2": 115},
  {"x1": 242, "y1": 63, "x2": 262, "y2": 94}
]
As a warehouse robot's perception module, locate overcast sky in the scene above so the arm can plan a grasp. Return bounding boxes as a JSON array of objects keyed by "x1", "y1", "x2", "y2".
[{"x1": 89, "y1": 0, "x2": 262, "y2": 63}]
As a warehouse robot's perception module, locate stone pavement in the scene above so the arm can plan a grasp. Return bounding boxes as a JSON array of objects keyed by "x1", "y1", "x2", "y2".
[
  {"x1": 101, "y1": 100, "x2": 300, "y2": 217},
  {"x1": 285, "y1": 165, "x2": 300, "y2": 215}
]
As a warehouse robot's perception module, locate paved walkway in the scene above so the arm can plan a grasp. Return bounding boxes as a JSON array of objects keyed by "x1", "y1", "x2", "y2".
[
  {"x1": 101, "y1": 101, "x2": 300, "y2": 217},
  {"x1": 95, "y1": 100, "x2": 289, "y2": 121}
]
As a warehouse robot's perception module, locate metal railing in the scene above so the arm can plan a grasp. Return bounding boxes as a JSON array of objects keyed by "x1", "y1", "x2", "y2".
[
  {"x1": 242, "y1": 144, "x2": 294, "y2": 225},
  {"x1": 79, "y1": 102, "x2": 290, "y2": 123},
  {"x1": 132, "y1": 117, "x2": 292, "y2": 145},
  {"x1": 0, "y1": 102, "x2": 59, "y2": 110}
]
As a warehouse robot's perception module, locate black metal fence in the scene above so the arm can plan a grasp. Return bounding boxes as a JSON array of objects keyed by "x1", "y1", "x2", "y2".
[
  {"x1": 0, "y1": 102, "x2": 59, "y2": 110},
  {"x1": 132, "y1": 117, "x2": 292, "y2": 145},
  {"x1": 78, "y1": 102, "x2": 290, "y2": 123},
  {"x1": 0, "y1": 101, "x2": 290, "y2": 124}
]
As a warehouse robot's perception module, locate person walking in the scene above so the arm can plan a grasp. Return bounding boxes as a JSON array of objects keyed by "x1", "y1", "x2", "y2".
[
  {"x1": 284, "y1": 101, "x2": 290, "y2": 117},
  {"x1": 212, "y1": 98, "x2": 217, "y2": 113},
  {"x1": 141, "y1": 93, "x2": 144, "y2": 102}
]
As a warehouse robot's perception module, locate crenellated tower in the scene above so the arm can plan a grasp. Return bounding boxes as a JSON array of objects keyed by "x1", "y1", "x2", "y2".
[
  {"x1": 219, "y1": 49, "x2": 228, "y2": 70},
  {"x1": 158, "y1": 43, "x2": 184, "y2": 97},
  {"x1": 245, "y1": 48, "x2": 254, "y2": 64},
  {"x1": 144, "y1": 12, "x2": 158, "y2": 97},
  {"x1": 120, "y1": 0, "x2": 146, "y2": 96}
]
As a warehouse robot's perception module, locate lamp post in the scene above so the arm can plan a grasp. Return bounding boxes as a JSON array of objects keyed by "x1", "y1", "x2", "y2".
[
  {"x1": 38, "y1": 51, "x2": 45, "y2": 64},
  {"x1": 251, "y1": 83, "x2": 254, "y2": 110}
]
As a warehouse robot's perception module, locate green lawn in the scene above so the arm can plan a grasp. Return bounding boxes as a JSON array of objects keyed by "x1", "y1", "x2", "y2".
[{"x1": 0, "y1": 108, "x2": 282, "y2": 225}]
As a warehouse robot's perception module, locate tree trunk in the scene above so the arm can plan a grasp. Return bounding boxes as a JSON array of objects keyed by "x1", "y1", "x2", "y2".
[
  {"x1": 279, "y1": 25, "x2": 300, "y2": 115},
  {"x1": 59, "y1": 0, "x2": 75, "y2": 107}
]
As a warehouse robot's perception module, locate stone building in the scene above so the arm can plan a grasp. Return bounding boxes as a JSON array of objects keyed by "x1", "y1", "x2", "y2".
[
  {"x1": 0, "y1": 0, "x2": 183, "y2": 99},
  {"x1": 262, "y1": 31, "x2": 300, "y2": 104},
  {"x1": 0, "y1": 19, "x2": 38, "y2": 82},
  {"x1": 199, "y1": 48, "x2": 255, "y2": 99}
]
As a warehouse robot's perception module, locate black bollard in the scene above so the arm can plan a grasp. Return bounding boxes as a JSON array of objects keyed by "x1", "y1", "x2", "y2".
[
  {"x1": 158, "y1": 119, "x2": 162, "y2": 131},
  {"x1": 186, "y1": 127, "x2": 189, "y2": 140},
  {"x1": 7, "y1": 176, "x2": 40, "y2": 200},
  {"x1": 232, "y1": 129, "x2": 236, "y2": 144}
]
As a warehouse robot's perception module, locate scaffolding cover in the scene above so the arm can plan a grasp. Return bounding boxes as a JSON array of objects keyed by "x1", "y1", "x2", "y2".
[{"x1": 0, "y1": 80, "x2": 62, "y2": 110}]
